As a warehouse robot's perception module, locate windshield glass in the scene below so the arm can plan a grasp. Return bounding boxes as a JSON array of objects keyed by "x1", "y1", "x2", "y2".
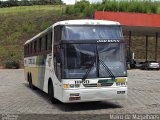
[
  {"x1": 63, "y1": 43, "x2": 127, "y2": 79},
  {"x1": 62, "y1": 26, "x2": 122, "y2": 40}
]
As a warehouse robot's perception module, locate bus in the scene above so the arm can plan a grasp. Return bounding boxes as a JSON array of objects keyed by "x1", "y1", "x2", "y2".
[{"x1": 24, "y1": 19, "x2": 127, "y2": 103}]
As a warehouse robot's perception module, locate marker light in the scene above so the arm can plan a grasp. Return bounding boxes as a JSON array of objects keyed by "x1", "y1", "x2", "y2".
[{"x1": 63, "y1": 84, "x2": 69, "y2": 88}]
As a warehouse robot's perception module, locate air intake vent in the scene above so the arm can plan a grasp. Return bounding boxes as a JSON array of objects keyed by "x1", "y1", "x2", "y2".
[{"x1": 83, "y1": 79, "x2": 115, "y2": 87}]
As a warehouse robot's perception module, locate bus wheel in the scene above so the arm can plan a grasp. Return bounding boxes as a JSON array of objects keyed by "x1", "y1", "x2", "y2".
[
  {"x1": 48, "y1": 82, "x2": 60, "y2": 104},
  {"x1": 29, "y1": 75, "x2": 35, "y2": 90}
]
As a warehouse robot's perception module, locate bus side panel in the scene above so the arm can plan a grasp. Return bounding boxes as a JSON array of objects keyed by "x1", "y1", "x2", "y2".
[
  {"x1": 24, "y1": 66, "x2": 28, "y2": 81},
  {"x1": 42, "y1": 53, "x2": 63, "y2": 101},
  {"x1": 31, "y1": 66, "x2": 39, "y2": 87},
  {"x1": 24, "y1": 58, "x2": 28, "y2": 81},
  {"x1": 24, "y1": 57, "x2": 39, "y2": 87},
  {"x1": 43, "y1": 54, "x2": 52, "y2": 93},
  {"x1": 24, "y1": 54, "x2": 58, "y2": 96},
  {"x1": 43, "y1": 54, "x2": 63, "y2": 101},
  {"x1": 36, "y1": 55, "x2": 46, "y2": 90}
]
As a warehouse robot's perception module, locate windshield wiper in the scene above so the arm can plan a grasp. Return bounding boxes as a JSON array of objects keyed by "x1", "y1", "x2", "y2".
[
  {"x1": 82, "y1": 56, "x2": 96, "y2": 82},
  {"x1": 95, "y1": 44, "x2": 115, "y2": 79},
  {"x1": 99, "y1": 59, "x2": 116, "y2": 79}
]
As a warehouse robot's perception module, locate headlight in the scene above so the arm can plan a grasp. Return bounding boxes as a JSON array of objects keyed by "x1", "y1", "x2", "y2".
[
  {"x1": 63, "y1": 84, "x2": 69, "y2": 88},
  {"x1": 63, "y1": 84, "x2": 75, "y2": 89},
  {"x1": 116, "y1": 78, "x2": 126, "y2": 83},
  {"x1": 116, "y1": 78, "x2": 127, "y2": 86}
]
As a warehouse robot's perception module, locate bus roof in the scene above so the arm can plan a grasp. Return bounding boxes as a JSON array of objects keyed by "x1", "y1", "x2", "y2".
[
  {"x1": 54, "y1": 19, "x2": 120, "y2": 26},
  {"x1": 24, "y1": 19, "x2": 120, "y2": 45}
]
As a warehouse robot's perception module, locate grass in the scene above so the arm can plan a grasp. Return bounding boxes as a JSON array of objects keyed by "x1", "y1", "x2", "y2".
[
  {"x1": 0, "y1": 5, "x2": 82, "y2": 67},
  {"x1": 0, "y1": 5, "x2": 64, "y2": 14}
]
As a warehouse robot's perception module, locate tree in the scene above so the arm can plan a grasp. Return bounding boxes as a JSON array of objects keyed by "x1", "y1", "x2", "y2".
[{"x1": 8, "y1": 0, "x2": 19, "y2": 7}]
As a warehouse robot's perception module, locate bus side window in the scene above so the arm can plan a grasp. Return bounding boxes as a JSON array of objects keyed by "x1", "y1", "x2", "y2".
[
  {"x1": 51, "y1": 32, "x2": 52, "y2": 48},
  {"x1": 42, "y1": 36, "x2": 45, "y2": 53},
  {"x1": 48, "y1": 32, "x2": 52, "y2": 51},
  {"x1": 26, "y1": 45, "x2": 27, "y2": 56},
  {"x1": 45, "y1": 34, "x2": 48, "y2": 51},
  {"x1": 54, "y1": 46, "x2": 61, "y2": 81},
  {"x1": 34, "y1": 40, "x2": 37, "y2": 54},
  {"x1": 30, "y1": 42, "x2": 33, "y2": 55},
  {"x1": 24, "y1": 46, "x2": 26, "y2": 57},
  {"x1": 38, "y1": 38, "x2": 42, "y2": 53},
  {"x1": 54, "y1": 26, "x2": 62, "y2": 44},
  {"x1": 27, "y1": 44, "x2": 29, "y2": 56}
]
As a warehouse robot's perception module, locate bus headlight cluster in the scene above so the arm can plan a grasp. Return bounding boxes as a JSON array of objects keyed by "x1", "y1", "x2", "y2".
[
  {"x1": 63, "y1": 84, "x2": 81, "y2": 89},
  {"x1": 116, "y1": 78, "x2": 127, "y2": 86},
  {"x1": 63, "y1": 84, "x2": 69, "y2": 88},
  {"x1": 63, "y1": 84, "x2": 75, "y2": 88}
]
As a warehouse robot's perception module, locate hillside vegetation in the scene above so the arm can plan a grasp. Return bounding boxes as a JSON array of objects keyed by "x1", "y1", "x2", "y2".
[
  {"x1": 0, "y1": 5, "x2": 82, "y2": 68},
  {"x1": 66, "y1": 0, "x2": 160, "y2": 16},
  {"x1": 0, "y1": 0, "x2": 63, "y2": 8}
]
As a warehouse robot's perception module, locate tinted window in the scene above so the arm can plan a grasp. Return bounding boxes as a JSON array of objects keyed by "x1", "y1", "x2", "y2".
[
  {"x1": 34, "y1": 40, "x2": 37, "y2": 54},
  {"x1": 48, "y1": 32, "x2": 52, "y2": 50},
  {"x1": 63, "y1": 43, "x2": 126, "y2": 79},
  {"x1": 30, "y1": 43, "x2": 33, "y2": 54},
  {"x1": 27, "y1": 44, "x2": 29, "y2": 55},
  {"x1": 45, "y1": 35, "x2": 48, "y2": 51},
  {"x1": 54, "y1": 26, "x2": 62, "y2": 44},
  {"x1": 149, "y1": 61, "x2": 157, "y2": 63},
  {"x1": 39, "y1": 38, "x2": 42, "y2": 53},
  {"x1": 62, "y1": 25, "x2": 122, "y2": 40}
]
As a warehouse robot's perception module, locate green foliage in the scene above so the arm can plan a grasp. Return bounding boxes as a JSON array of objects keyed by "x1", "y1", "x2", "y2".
[
  {"x1": 157, "y1": 7, "x2": 160, "y2": 14},
  {"x1": 0, "y1": 0, "x2": 64, "y2": 8},
  {"x1": 6, "y1": 32, "x2": 22, "y2": 43},
  {"x1": 4, "y1": 60, "x2": 20, "y2": 69},
  {"x1": 0, "y1": 46, "x2": 6, "y2": 58},
  {"x1": 66, "y1": 0, "x2": 90, "y2": 16},
  {"x1": 22, "y1": 22, "x2": 36, "y2": 33},
  {"x1": 0, "y1": 5, "x2": 63, "y2": 14},
  {"x1": 40, "y1": 21, "x2": 52, "y2": 30},
  {"x1": 74, "y1": 0, "x2": 90, "y2": 13},
  {"x1": 65, "y1": 0, "x2": 160, "y2": 16},
  {"x1": 83, "y1": 5, "x2": 95, "y2": 17},
  {"x1": 66, "y1": 5, "x2": 79, "y2": 15},
  {"x1": 3, "y1": 51, "x2": 20, "y2": 69},
  {"x1": 0, "y1": 5, "x2": 82, "y2": 68}
]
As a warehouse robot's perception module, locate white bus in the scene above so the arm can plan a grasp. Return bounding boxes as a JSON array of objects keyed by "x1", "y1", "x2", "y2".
[{"x1": 24, "y1": 19, "x2": 127, "y2": 103}]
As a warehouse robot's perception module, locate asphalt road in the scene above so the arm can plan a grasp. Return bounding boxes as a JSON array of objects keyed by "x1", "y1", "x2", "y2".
[{"x1": 0, "y1": 69, "x2": 160, "y2": 120}]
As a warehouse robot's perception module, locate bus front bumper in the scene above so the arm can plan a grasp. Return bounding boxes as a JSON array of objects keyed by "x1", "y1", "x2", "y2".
[{"x1": 62, "y1": 87, "x2": 127, "y2": 103}]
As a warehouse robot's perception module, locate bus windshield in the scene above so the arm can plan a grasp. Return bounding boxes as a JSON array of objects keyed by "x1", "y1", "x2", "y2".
[
  {"x1": 62, "y1": 25, "x2": 123, "y2": 40},
  {"x1": 63, "y1": 43, "x2": 127, "y2": 79}
]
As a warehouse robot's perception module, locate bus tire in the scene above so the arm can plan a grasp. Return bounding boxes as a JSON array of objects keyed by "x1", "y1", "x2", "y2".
[
  {"x1": 29, "y1": 74, "x2": 35, "y2": 90},
  {"x1": 48, "y1": 81, "x2": 60, "y2": 104}
]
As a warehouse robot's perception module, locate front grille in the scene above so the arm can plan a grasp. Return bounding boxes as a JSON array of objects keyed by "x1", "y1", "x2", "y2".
[
  {"x1": 83, "y1": 83, "x2": 114, "y2": 87},
  {"x1": 83, "y1": 84, "x2": 97, "y2": 87},
  {"x1": 101, "y1": 83, "x2": 114, "y2": 86}
]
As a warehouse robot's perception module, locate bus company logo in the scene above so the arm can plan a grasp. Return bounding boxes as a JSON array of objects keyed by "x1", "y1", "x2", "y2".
[
  {"x1": 75, "y1": 80, "x2": 90, "y2": 84},
  {"x1": 97, "y1": 40, "x2": 120, "y2": 43}
]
